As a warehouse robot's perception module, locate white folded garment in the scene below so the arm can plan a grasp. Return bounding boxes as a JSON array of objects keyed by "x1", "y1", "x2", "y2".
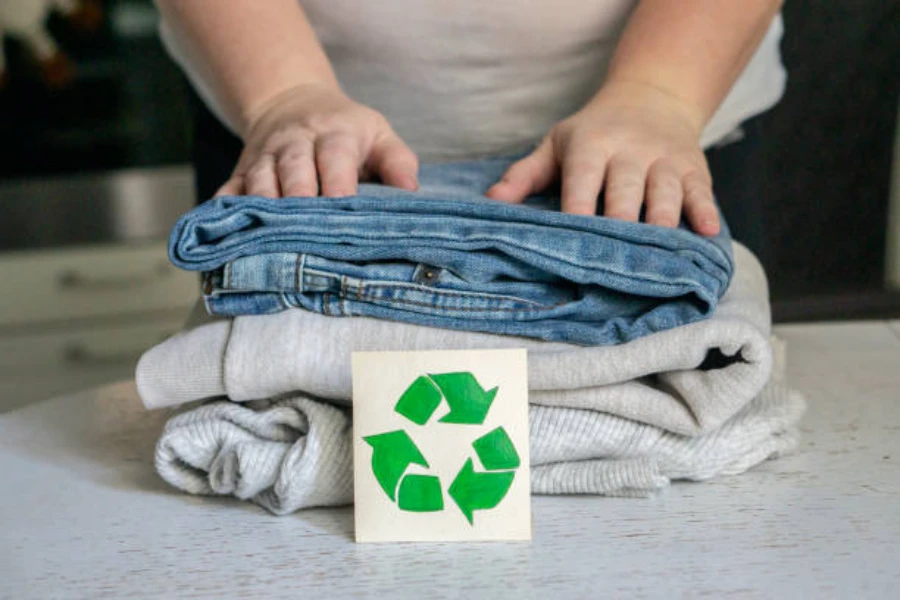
[
  {"x1": 155, "y1": 374, "x2": 804, "y2": 515},
  {"x1": 138, "y1": 243, "x2": 772, "y2": 435}
]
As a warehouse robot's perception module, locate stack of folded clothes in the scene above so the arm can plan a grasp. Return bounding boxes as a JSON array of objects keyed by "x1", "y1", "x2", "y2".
[{"x1": 136, "y1": 156, "x2": 805, "y2": 515}]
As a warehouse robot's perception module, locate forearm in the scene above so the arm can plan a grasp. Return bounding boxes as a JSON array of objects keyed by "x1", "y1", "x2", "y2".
[
  {"x1": 155, "y1": 0, "x2": 338, "y2": 137},
  {"x1": 602, "y1": 0, "x2": 783, "y2": 134}
]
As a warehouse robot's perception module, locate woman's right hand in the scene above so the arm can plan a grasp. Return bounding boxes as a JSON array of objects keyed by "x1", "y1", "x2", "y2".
[{"x1": 216, "y1": 83, "x2": 419, "y2": 198}]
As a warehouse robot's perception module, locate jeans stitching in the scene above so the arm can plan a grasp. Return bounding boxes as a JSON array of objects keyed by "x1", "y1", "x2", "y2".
[
  {"x1": 300, "y1": 266, "x2": 550, "y2": 308},
  {"x1": 354, "y1": 290, "x2": 563, "y2": 313}
]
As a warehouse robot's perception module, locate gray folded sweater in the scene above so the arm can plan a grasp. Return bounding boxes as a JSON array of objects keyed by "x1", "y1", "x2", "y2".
[{"x1": 155, "y1": 373, "x2": 804, "y2": 515}]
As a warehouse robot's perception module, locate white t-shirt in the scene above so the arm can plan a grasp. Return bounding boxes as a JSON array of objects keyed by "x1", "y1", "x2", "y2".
[{"x1": 160, "y1": 1, "x2": 786, "y2": 161}]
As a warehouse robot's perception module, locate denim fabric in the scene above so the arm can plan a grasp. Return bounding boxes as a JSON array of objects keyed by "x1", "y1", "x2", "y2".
[{"x1": 169, "y1": 156, "x2": 734, "y2": 346}]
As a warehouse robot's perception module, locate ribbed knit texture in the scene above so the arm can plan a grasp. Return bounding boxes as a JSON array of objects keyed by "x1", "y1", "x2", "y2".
[{"x1": 155, "y1": 377, "x2": 804, "y2": 514}]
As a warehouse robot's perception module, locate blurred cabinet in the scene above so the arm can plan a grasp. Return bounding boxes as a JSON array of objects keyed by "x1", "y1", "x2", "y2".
[
  {"x1": 0, "y1": 241, "x2": 197, "y2": 412},
  {"x1": 0, "y1": 242, "x2": 195, "y2": 326}
]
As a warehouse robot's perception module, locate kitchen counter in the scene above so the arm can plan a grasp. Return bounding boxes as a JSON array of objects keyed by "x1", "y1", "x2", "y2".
[{"x1": 1, "y1": 321, "x2": 899, "y2": 598}]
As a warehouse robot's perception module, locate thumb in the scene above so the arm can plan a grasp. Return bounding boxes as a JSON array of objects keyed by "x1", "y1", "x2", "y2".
[
  {"x1": 486, "y1": 139, "x2": 556, "y2": 203},
  {"x1": 367, "y1": 133, "x2": 419, "y2": 191}
]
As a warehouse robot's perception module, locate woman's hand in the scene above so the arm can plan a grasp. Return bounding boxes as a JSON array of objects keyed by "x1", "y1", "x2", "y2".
[
  {"x1": 217, "y1": 83, "x2": 419, "y2": 198},
  {"x1": 486, "y1": 80, "x2": 720, "y2": 236}
]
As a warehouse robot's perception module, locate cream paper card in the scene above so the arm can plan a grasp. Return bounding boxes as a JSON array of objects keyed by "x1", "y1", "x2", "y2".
[{"x1": 352, "y1": 349, "x2": 531, "y2": 542}]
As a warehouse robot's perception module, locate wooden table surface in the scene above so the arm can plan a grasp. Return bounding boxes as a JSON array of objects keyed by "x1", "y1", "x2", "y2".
[{"x1": 1, "y1": 321, "x2": 899, "y2": 599}]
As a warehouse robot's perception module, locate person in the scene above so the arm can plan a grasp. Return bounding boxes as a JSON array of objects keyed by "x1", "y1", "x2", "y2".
[{"x1": 155, "y1": 0, "x2": 786, "y2": 257}]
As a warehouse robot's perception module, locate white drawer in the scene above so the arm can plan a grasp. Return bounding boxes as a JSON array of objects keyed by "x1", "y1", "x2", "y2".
[
  {"x1": 0, "y1": 242, "x2": 198, "y2": 327},
  {"x1": 0, "y1": 315, "x2": 187, "y2": 412}
]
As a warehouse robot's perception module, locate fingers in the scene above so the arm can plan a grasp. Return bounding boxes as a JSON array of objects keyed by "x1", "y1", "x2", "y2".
[
  {"x1": 277, "y1": 138, "x2": 318, "y2": 197},
  {"x1": 602, "y1": 158, "x2": 717, "y2": 235},
  {"x1": 368, "y1": 134, "x2": 419, "y2": 191},
  {"x1": 602, "y1": 155, "x2": 644, "y2": 221},
  {"x1": 221, "y1": 88, "x2": 411, "y2": 199},
  {"x1": 214, "y1": 149, "x2": 254, "y2": 198},
  {"x1": 216, "y1": 132, "x2": 404, "y2": 200},
  {"x1": 486, "y1": 140, "x2": 556, "y2": 203},
  {"x1": 315, "y1": 133, "x2": 361, "y2": 197},
  {"x1": 243, "y1": 153, "x2": 280, "y2": 198},
  {"x1": 682, "y1": 170, "x2": 720, "y2": 236},
  {"x1": 644, "y1": 159, "x2": 684, "y2": 228},
  {"x1": 560, "y1": 144, "x2": 608, "y2": 215},
  {"x1": 214, "y1": 175, "x2": 243, "y2": 198}
]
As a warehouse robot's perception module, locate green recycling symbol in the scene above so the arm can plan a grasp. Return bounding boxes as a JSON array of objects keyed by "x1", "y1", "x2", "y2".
[{"x1": 363, "y1": 372, "x2": 521, "y2": 525}]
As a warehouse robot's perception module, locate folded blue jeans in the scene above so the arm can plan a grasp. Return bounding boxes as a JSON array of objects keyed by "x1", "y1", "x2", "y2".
[{"x1": 169, "y1": 156, "x2": 734, "y2": 346}]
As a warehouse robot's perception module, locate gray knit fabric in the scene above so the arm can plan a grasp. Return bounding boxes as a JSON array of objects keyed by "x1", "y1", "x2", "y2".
[
  {"x1": 155, "y1": 378, "x2": 804, "y2": 515},
  {"x1": 139, "y1": 243, "x2": 772, "y2": 436}
]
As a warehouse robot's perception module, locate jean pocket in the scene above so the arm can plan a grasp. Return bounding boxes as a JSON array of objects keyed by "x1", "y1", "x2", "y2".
[{"x1": 346, "y1": 279, "x2": 560, "y2": 316}]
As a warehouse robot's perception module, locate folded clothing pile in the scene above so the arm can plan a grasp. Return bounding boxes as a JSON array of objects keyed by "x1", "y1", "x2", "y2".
[
  {"x1": 138, "y1": 156, "x2": 805, "y2": 515},
  {"x1": 170, "y1": 155, "x2": 734, "y2": 346}
]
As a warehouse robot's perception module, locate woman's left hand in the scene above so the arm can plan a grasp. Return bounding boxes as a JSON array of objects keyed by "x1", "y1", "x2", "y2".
[{"x1": 486, "y1": 80, "x2": 721, "y2": 236}]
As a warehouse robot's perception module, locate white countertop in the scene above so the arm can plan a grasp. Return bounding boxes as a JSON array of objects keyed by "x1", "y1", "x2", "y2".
[{"x1": 2, "y1": 321, "x2": 899, "y2": 599}]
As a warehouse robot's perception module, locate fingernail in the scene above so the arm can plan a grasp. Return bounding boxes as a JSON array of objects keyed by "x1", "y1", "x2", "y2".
[
  {"x1": 487, "y1": 187, "x2": 510, "y2": 201},
  {"x1": 394, "y1": 174, "x2": 416, "y2": 190}
]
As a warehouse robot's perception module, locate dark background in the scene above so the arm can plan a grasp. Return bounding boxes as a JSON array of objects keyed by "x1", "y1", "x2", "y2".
[
  {"x1": 758, "y1": 1, "x2": 900, "y2": 318},
  {"x1": 1, "y1": 0, "x2": 899, "y2": 319}
]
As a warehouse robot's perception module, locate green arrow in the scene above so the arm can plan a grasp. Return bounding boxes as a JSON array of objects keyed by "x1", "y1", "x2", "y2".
[
  {"x1": 430, "y1": 372, "x2": 498, "y2": 425},
  {"x1": 363, "y1": 430, "x2": 428, "y2": 501},
  {"x1": 394, "y1": 376, "x2": 443, "y2": 425},
  {"x1": 472, "y1": 426, "x2": 520, "y2": 470},
  {"x1": 397, "y1": 474, "x2": 444, "y2": 512},
  {"x1": 448, "y1": 458, "x2": 515, "y2": 525}
]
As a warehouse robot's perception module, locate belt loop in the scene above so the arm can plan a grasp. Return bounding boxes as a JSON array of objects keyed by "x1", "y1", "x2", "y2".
[{"x1": 297, "y1": 254, "x2": 308, "y2": 293}]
